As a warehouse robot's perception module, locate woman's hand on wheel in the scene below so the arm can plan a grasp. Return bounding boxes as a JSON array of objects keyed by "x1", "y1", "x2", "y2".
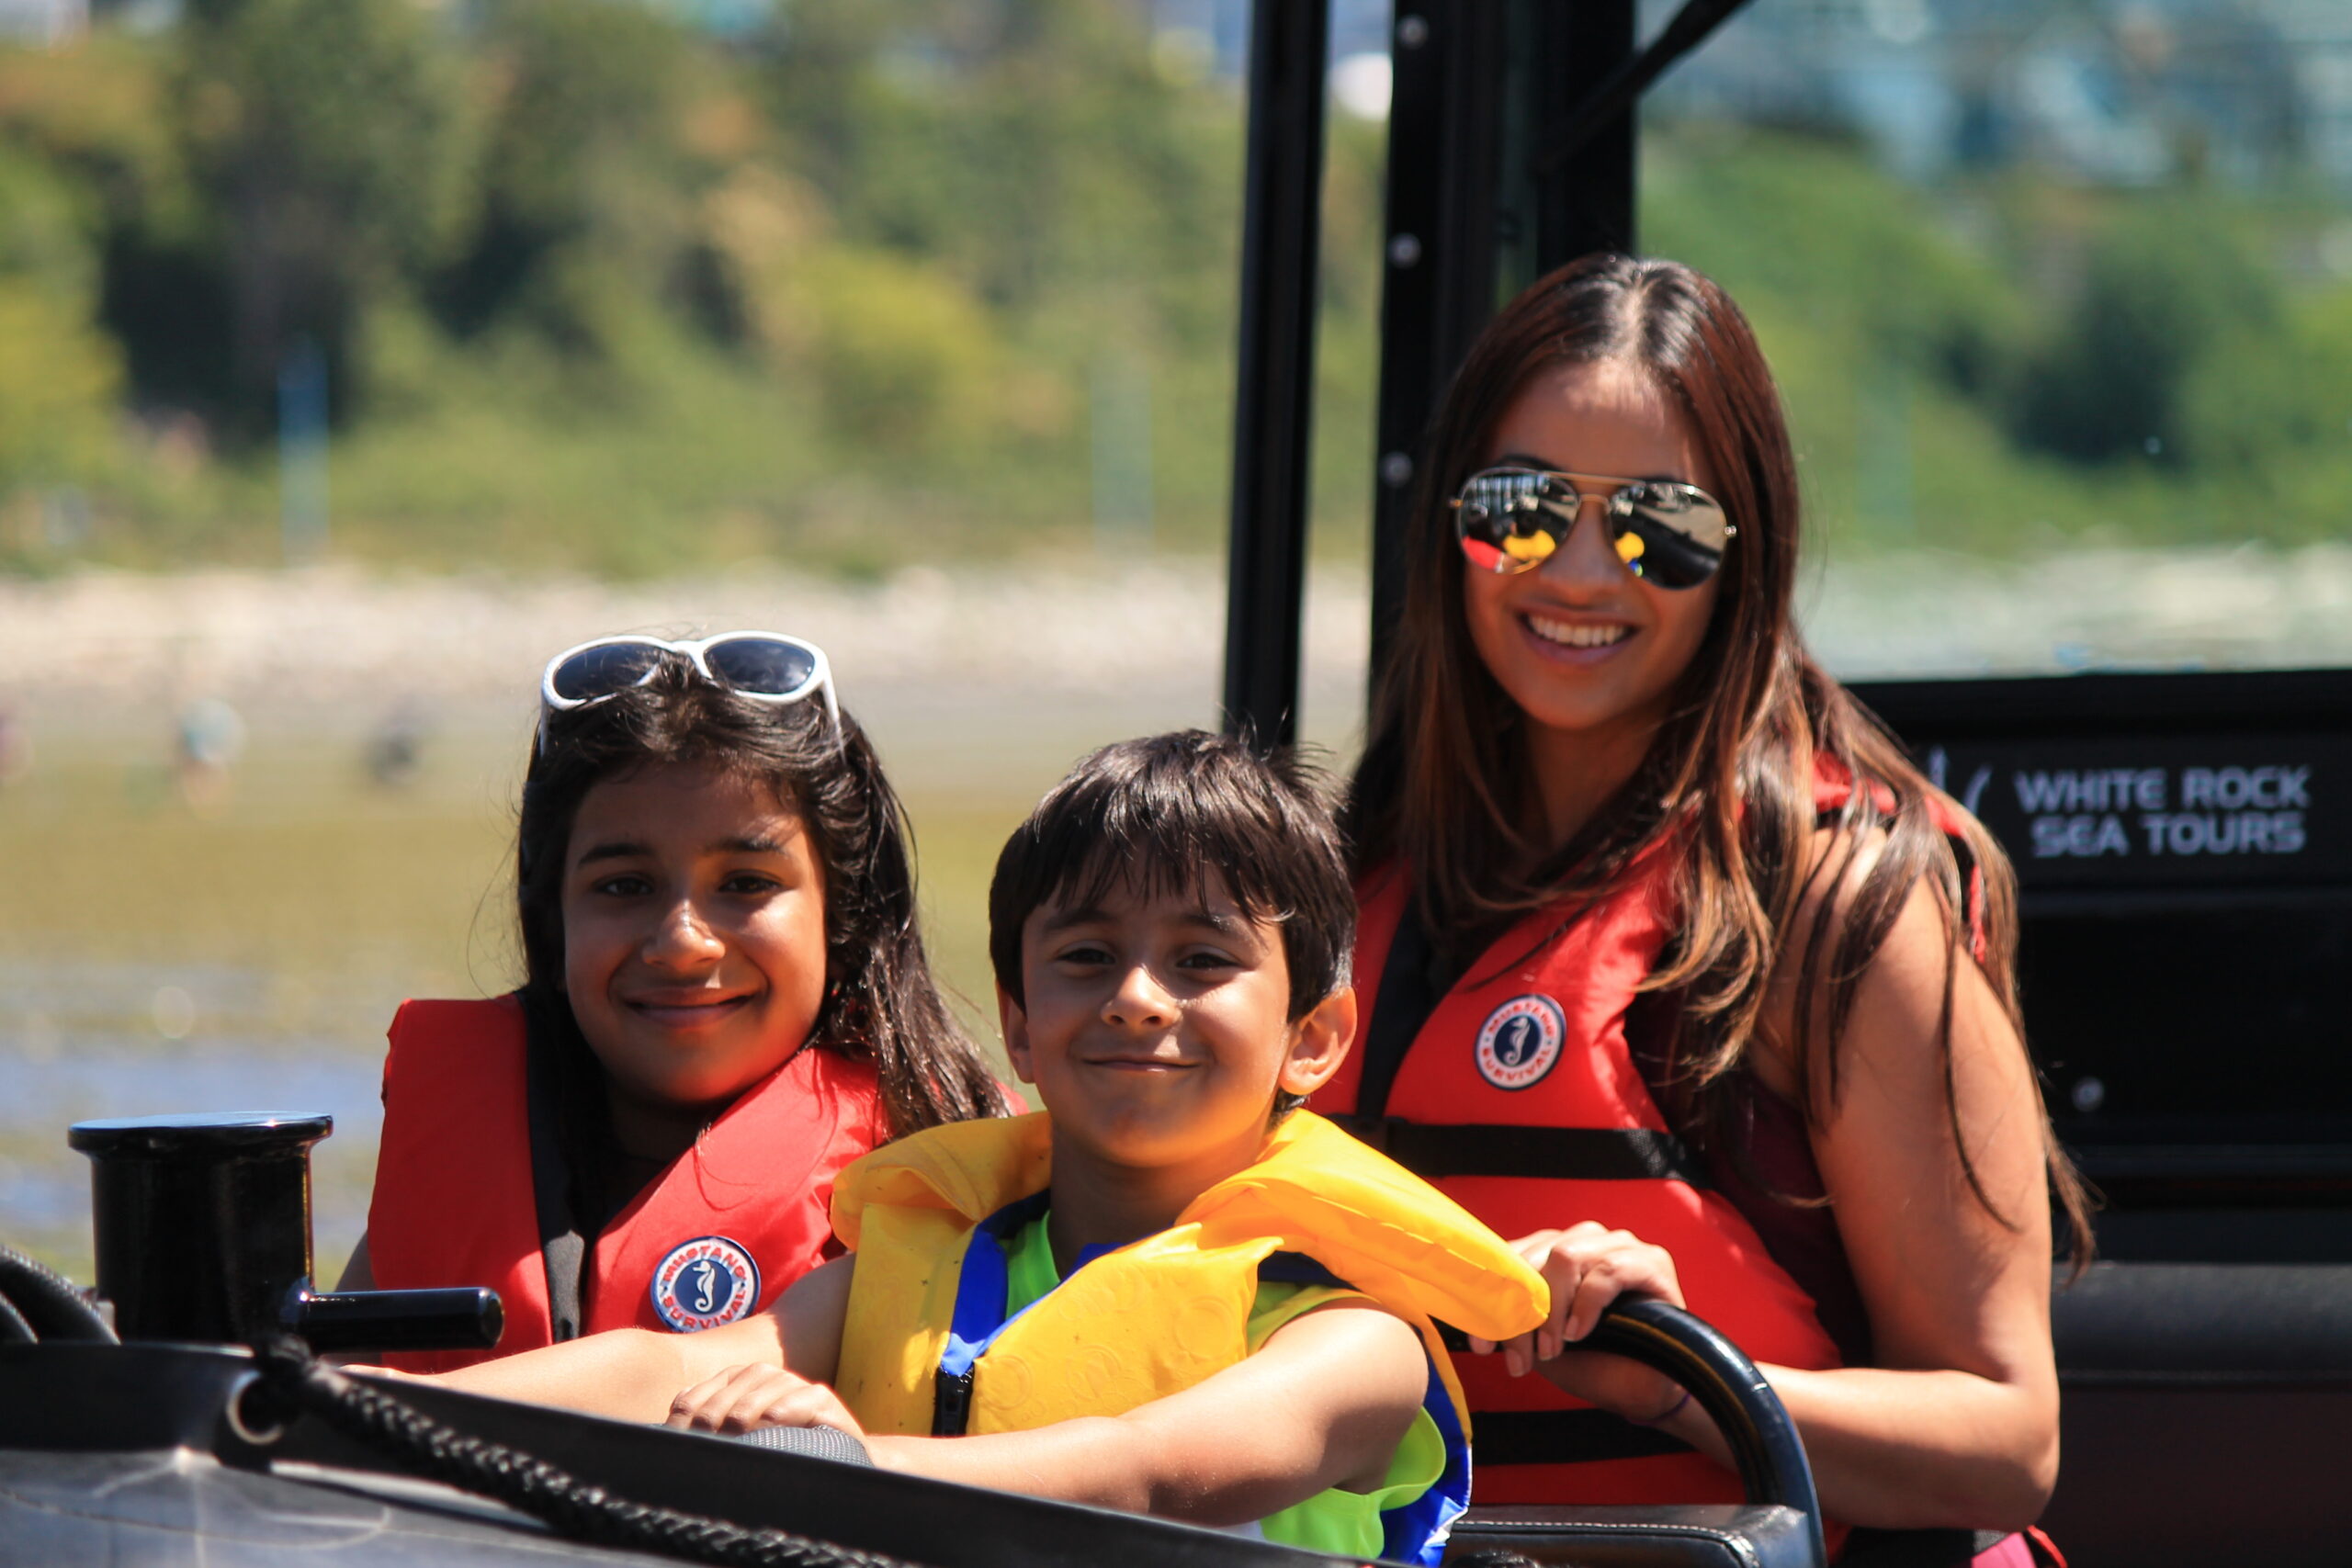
[
  {"x1": 1468, "y1": 1222, "x2": 1690, "y2": 1422},
  {"x1": 666, "y1": 1363, "x2": 866, "y2": 1438}
]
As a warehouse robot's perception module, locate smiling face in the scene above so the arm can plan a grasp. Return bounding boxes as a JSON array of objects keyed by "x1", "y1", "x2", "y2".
[
  {"x1": 1462, "y1": 359, "x2": 1724, "y2": 748},
  {"x1": 1001, "y1": 874, "x2": 1354, "y2": 1181},
  {"x1": 560, "y1": 760, "x2": 829, "y2": 1122}
]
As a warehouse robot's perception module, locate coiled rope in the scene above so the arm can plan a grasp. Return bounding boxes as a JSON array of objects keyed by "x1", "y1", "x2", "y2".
[
  {"x1": 243, "y1": 1333, "x2": 925, "y2": 1568},
  {"x1": 0, "y1": 1245, "x2": 118, "y2": 1345}
]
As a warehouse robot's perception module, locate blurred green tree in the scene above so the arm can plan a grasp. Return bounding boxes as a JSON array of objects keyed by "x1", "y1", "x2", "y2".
[
  {"x1": 2013, "y1": 200, "x2": 2280, "y2": 467},
  {"x1": 796, "y1": 243, "x2": 1001, "y2": 449},
  {"x1": 0, "y1": 39, "x2": 181, "y2": 509},
  {"x1": 756, "y1": 0, "x2": 1243, "y2": 497},
  {"x1": 435, "y1": 0, "x2": 709, "y2": 367},
  {"x1": 176, "y1": 0, "x2": 476, "y2": 436},
  {"x1": 0, "y1": 146, "x2": 121, "y2": 501}
]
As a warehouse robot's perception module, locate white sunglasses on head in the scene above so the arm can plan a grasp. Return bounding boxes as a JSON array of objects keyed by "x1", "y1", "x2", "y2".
[{"x1": 537, "y1": 632, "x2": 840, "y2": 746}]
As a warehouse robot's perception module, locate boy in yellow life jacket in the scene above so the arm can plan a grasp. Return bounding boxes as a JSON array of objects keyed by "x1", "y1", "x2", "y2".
[{"x1": 411, "y1": 732, "x2": 1609, "y2": 1562}]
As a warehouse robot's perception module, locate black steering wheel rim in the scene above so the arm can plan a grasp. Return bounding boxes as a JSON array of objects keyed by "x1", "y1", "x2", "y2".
[{"x1": 1583, "y1": 1295, "x2": 1826, "y2": 1565}]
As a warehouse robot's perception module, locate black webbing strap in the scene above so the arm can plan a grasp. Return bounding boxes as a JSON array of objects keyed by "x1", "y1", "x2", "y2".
[
  {"x1": 1429, "y1": 1323, "x2": 1695, "y2": 1467},
  {"x1": 1947, "y1": 819, "x2": 1986, "y2": 955},
  {"x1": 1469, "y1": 1408, "x2": 1696, "y2": 1467},
  {"x1": 1356, "y1": 892, "x2": 1443, "y2": 1120},
  {"x1": 1817, "y1": 798, "x2": 1989, "y2": 954},
  {"x1": 1840, "y1": 1527, "x2": 2017, "y2": 1567},
  {"x1": 1346, "y1": 891, "x2": 1711, "y2": 1187},
  {"x1": 524, "y1": 1021, "x2": 587, "y2": 1344},
  {"x1": 1333, "y1": 1120, "x2": 1711, "y2": 1186}
]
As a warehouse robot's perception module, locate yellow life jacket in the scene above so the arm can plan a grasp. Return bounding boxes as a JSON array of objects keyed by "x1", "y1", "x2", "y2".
[{"x1": 830, "y1": 1110, "x2": 1547, "y2": 1563}]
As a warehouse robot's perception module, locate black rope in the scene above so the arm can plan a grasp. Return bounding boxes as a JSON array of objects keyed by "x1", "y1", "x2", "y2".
[
  {"x1": 0, "y1": 1245, "x2": 118, "y2": 1343},
  {"x1": 0, "y1": 1289, "x2": 32, "y2": 1345},
  {"x1": 244, "y1": 1333, "x2": 926, "y2": 1568}
]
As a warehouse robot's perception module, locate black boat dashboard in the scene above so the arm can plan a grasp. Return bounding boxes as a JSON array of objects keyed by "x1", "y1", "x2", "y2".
[{"x1": 0, "y1": 1338, "x2": 1818, "y2": 1568}]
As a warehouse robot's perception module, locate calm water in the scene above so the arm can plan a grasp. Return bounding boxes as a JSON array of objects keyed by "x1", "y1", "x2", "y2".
[{"x1": 0, "y1": 958, "x2": 390, "y2": 1282}]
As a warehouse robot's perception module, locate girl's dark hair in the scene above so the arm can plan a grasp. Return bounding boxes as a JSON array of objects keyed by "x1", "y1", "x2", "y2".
[
  {"x1": 1348, "y1": 254, "x2": 2090, "y2": 1259},
  {"x1": 517, "y1": 658, "x2": 1009, "y2": 1211}
]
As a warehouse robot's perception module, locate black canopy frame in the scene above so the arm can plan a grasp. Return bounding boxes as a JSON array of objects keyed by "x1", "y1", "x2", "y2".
[
  {"x1": 1211, "y1": 9, "x2": 2352, "y2": 1564},
  {"x1": 1219, "y1": 0, "x2": 1750, "y2": 742}
]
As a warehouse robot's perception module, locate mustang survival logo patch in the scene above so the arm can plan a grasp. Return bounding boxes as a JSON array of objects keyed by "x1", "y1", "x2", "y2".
[
  {"x1": 1475, "y1": 994, "x2": 1567, "y2": 1090},
  {"x1": 650, "y1": 1235, "x2": 761, "y2": 1332}
]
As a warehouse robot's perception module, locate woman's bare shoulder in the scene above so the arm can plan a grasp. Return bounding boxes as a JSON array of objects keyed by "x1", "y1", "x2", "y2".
[{"x1": 1757, "y1": 820, "x2": 1976, "y2": 1094}]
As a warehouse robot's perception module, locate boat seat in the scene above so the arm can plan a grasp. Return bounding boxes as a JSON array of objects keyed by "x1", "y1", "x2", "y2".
[
  {"x1": 2040, "y1": 1261, "x2": 2352, "y2": 1567},
  {"x1": 1448, "y1": 1504, "x2": 1817, "y2": 1568}
]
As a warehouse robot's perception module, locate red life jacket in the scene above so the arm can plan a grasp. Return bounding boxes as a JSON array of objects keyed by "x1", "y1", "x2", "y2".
[
  {"x1": 1317, "y1": 765, "x2": 1992, "y2": 1521},
  {"x1": 1314, "y1": 766, "x2": 1940, "y2": 1510},
  {"x1": 368, "y1": 996, "x2": 887, "y2": 1374},
  {"x1": 1316, "y1": 864, "x2": 1844, "y2": 1511}
]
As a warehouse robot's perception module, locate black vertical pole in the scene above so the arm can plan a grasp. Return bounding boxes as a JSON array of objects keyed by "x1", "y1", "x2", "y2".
[
  {"x1": 1368, "y1": 3, "x2": 1510, "y2": 686},
  {"x1": 1220, "y1": 0, "x2": 1329, "y2": 749},
  {"x1": 1366, "y1": 0, "x2": 1640, "y2": 702},
  {"x1": 1533, "y1": 0, "x2": 1639, "y2": 270}
]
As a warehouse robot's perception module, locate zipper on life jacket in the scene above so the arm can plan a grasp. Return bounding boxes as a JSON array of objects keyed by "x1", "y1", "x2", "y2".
[
  {"x1": 932, "y1": 1365, "x2": 976, "y2": 1436},
  {"x1": 931, "y1": 1190, "x2": 1052, "y2": 1438}
]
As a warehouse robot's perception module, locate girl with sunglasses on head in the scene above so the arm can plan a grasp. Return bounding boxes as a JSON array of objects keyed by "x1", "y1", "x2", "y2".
[
  {"x1": 340, "y1": 634, "x2": 1013, "y2": 1371},
  {"x1": 1317, "y1": 256, "x2": 2082, "y2": 1566}
]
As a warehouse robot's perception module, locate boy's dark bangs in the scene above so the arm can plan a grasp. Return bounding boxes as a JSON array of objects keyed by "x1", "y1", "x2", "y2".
[
  {"x1": 989, "y1": 732, "x2": 1355, "y2": 1022},
  {"x1": 1041, "y1": 787, "x2": 1297, "y2": 931}
]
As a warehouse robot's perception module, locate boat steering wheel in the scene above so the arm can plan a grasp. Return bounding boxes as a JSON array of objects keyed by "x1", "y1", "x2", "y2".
[{"x1": 1580, "y1": 1295, "x2": 1826, "y2": 1562}]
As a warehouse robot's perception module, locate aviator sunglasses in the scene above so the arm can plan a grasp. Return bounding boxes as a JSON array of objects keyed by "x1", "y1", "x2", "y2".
[
  {"x1": 1452, "y1": 466, "x2": 1736, "y2": 590},
  {"x1": 537, "y1": 632, "x2": 841, "y2": 748}
]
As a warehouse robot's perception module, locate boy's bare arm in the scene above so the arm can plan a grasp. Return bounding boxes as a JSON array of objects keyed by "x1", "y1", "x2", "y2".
[
  {"x1": 679, "y1": 1301, "x2": 1428, "y2": 1527},
  {"x1": 390, "y1": 1255, "x2": 855, "y2": 1424}
]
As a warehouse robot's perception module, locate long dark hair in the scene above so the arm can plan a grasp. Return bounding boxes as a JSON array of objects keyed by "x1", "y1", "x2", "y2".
[
  {"x1": 516, "y1": 657, "x2": 1009, "y2": 1208},
  {"x1": 1348, "y1": 254, "x2": 2089, "y2": 1253}
]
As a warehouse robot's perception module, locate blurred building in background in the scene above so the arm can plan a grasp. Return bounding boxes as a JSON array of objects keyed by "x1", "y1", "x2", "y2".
[
  {"x1": 1648, "y1": 0, "x2": 2352, "y2": 190},
  {"x1": 0, "y1": 0, "x2": 83, "y2": 47}
]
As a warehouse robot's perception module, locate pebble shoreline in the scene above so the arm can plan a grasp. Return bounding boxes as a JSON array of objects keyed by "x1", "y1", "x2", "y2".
[{"x1": 5, "y1": 545, "x2": 2350, "y2": 723}]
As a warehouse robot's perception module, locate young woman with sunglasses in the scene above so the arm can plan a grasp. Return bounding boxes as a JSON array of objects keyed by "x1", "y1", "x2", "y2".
[
  {"x1": 340, "y1": 635, "x2": 1012, "y2": 1370},
  {"x1": 1317, "y1": 257, "x2": 2084, "y2": 1565}
]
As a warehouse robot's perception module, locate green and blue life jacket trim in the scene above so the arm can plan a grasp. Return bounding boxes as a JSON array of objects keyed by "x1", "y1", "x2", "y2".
[{"x1": 930, "y1": 1191, "x2": 1472, "y2": 1566}]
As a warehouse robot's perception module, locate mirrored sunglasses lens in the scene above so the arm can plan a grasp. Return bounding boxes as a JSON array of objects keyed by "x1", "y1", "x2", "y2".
[
  {"x1": 551, "y1": 642, "x2": 664, "y2": 703},
  {"x1": 704, "y1": 637, "x2": 818, "y2": 696},
  {"x1": 1455, "y1": 469, "x2": 1563, "y2": 573},
  {"x1": 1618, "y1": 485, "x2": 1731, "y2": 590}
]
